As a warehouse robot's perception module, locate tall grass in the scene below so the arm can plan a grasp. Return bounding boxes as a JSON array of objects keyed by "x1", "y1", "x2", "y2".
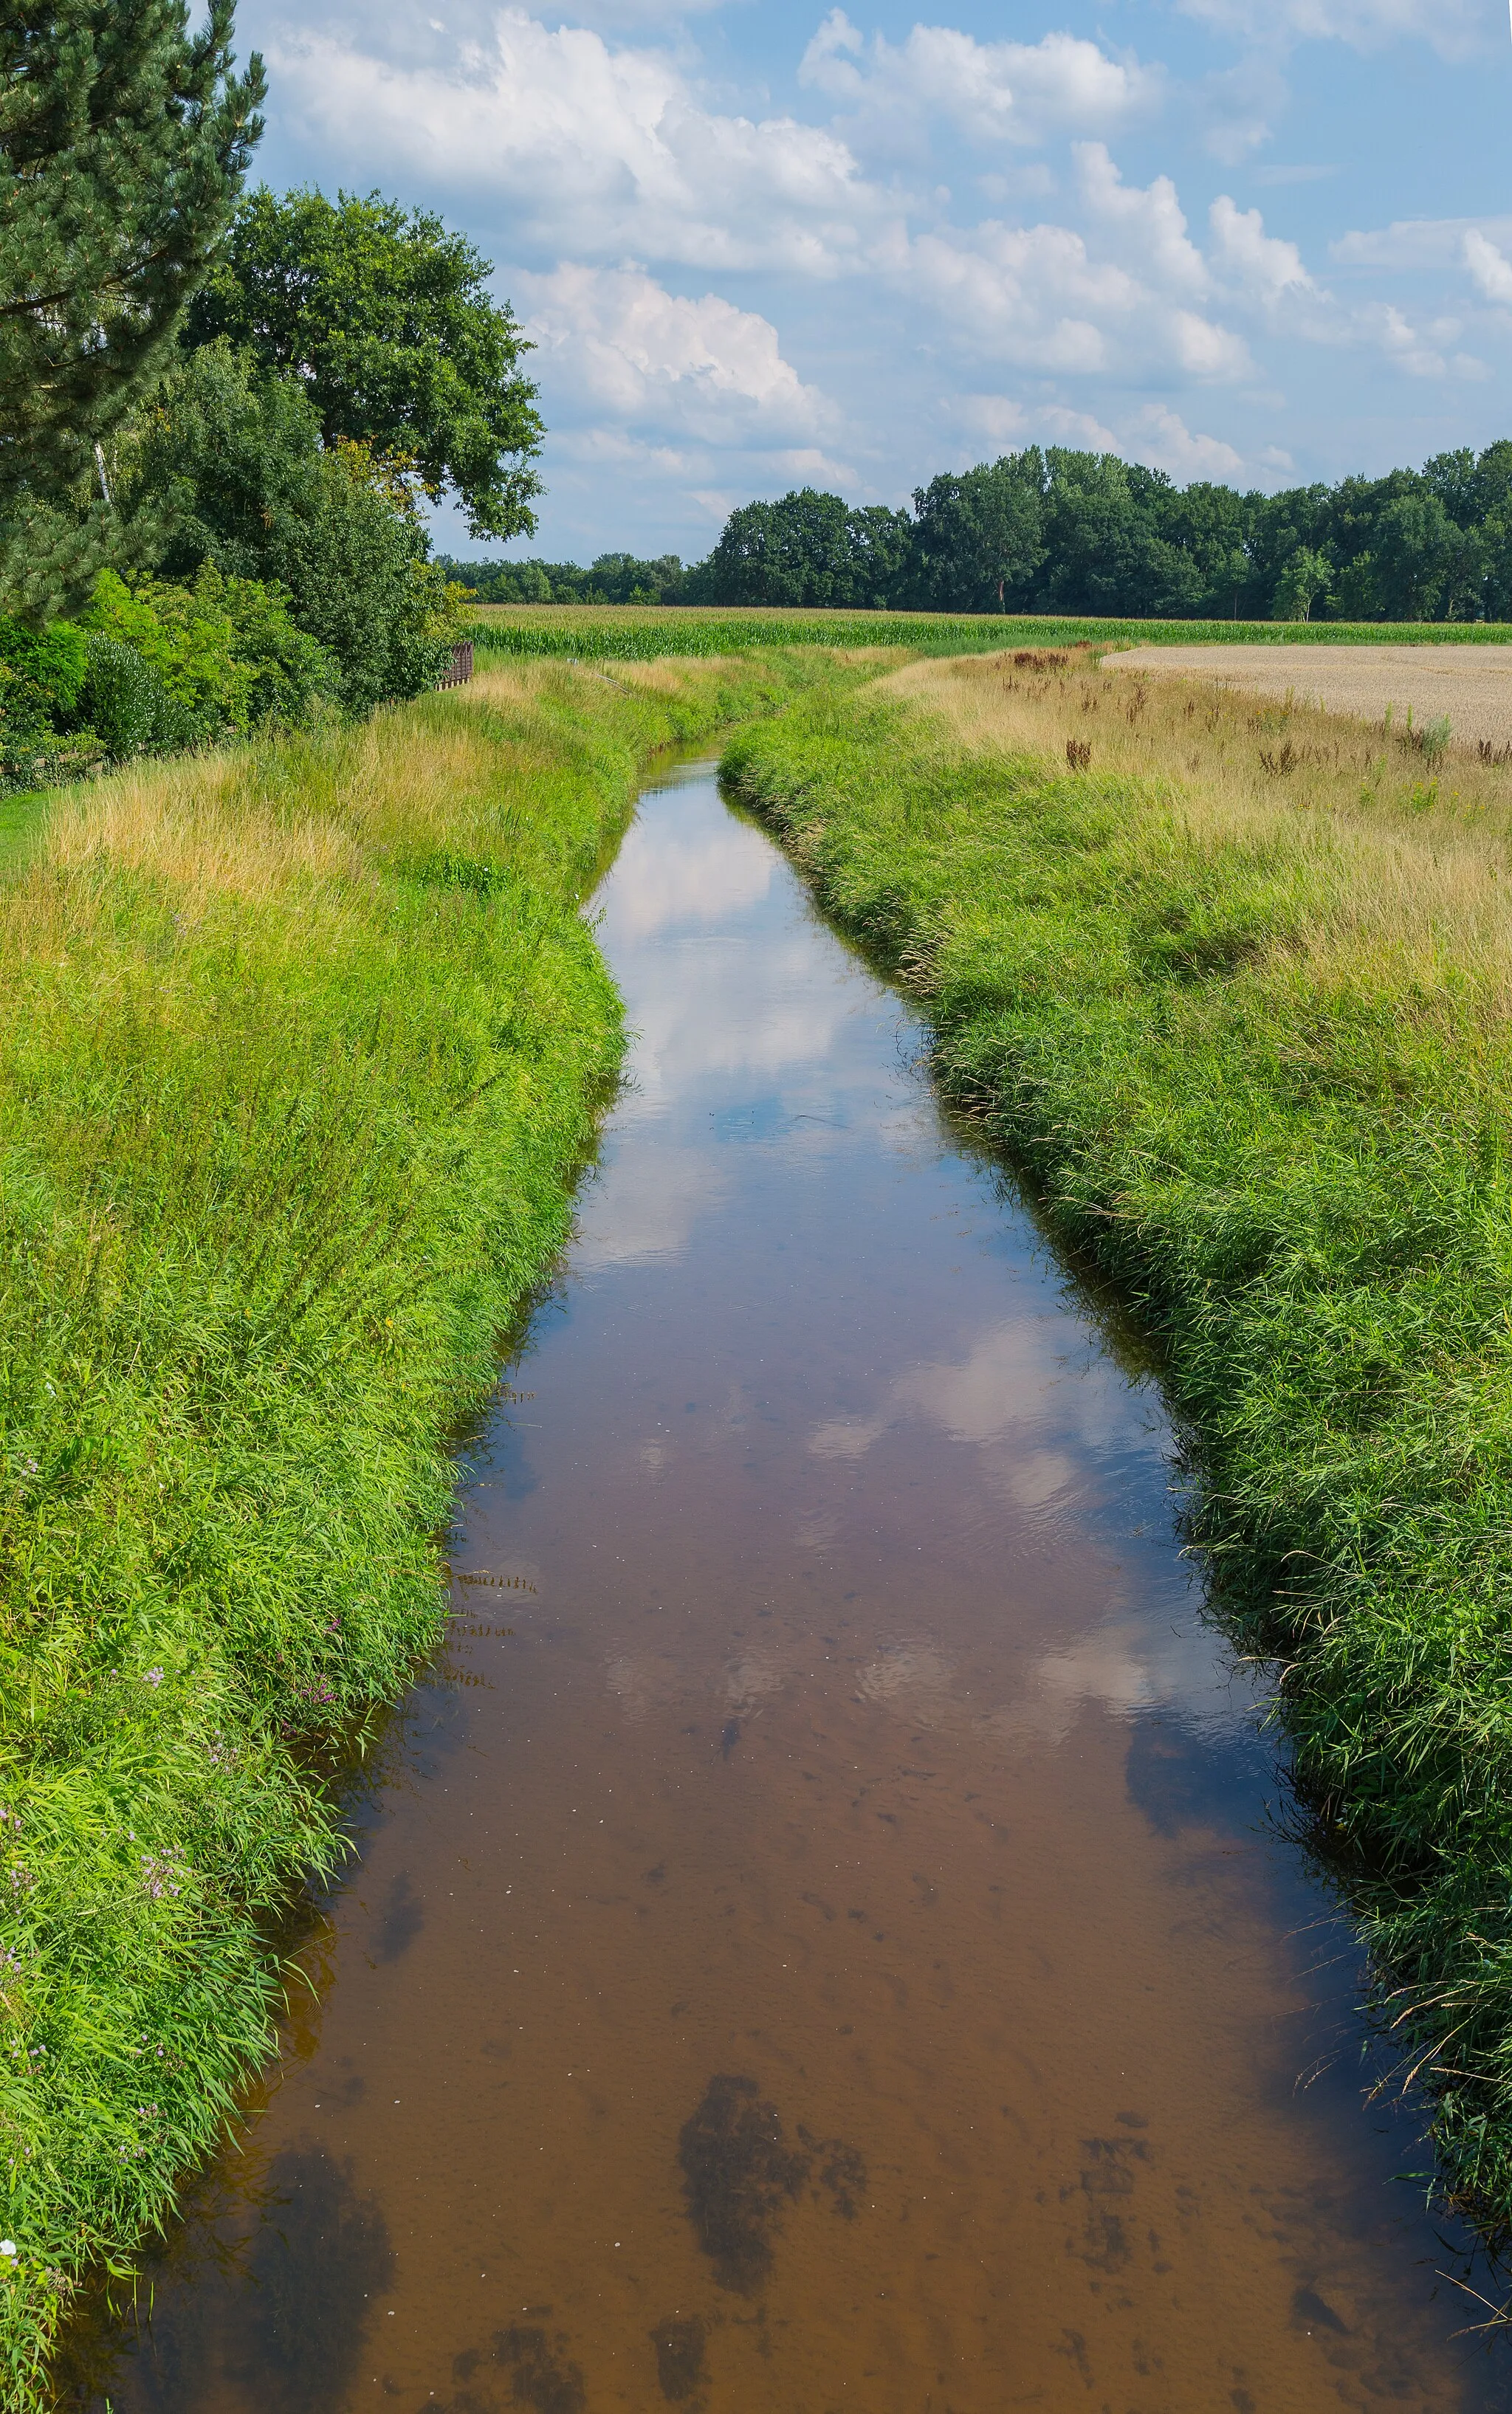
[
  {"x1": 0, "y1": 648, "x2": 851, "y2": 2403},
  {"x1": 723, "y1": 650, "x2": 1512, "y2": 2242},
  {"x1": 467, "y1": 602, "x2": 1512, "y2": 664}
]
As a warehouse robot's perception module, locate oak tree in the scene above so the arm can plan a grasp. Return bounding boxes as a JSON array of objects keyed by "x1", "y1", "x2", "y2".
[{"x1": 187, "y1": 186, "x2": 544, "y2": 540}]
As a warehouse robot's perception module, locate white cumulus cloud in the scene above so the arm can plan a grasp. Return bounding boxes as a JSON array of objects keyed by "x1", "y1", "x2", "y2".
[
  {"x1": 1209, "y1": 194, "x2": 1316, "y2": 301},
  {"x1": 1464, "y1": 228, "x2": 1512, "y2": 306},
  {"x1": 1074, "y1": 143, "x2": 1209, "y2": 297},
  {"x1": 894, "y1": 152, "x2": 1254, "y2": 387},
  {"x1": 518, "y1": 264, "x2": 836, "y2": 443},
  {"x1": 1175, "y1": 0, "x2": 1486, "y2": 58},
  {"x1": 1133, "y1": 404, "x2": 1245, "y2": 478},
  {"x1": 267, "y1": 11, "x2": 882, "y2": 274},
  {"x1": 799, "y1": 10, "x2": 1159, "y2": 150}
]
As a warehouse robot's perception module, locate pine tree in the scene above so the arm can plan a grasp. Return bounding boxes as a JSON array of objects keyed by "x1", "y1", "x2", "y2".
[{"x1": 0, "y1": 2, "x2": 264, "y2": 619}]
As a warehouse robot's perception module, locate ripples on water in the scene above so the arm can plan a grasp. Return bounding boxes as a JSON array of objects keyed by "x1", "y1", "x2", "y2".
[{"x1": 75, "y1": 761, "x2": 1512, "y2": 2414}]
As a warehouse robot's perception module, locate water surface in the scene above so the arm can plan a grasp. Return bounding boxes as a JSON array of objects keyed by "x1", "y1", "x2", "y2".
[{"x1": 83, "y1": 760, "x2": 1512, "y2": 2414}]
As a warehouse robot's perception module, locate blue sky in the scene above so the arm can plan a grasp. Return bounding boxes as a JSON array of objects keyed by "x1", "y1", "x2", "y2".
[{"x1": 233, "y1": 0, "x2": 1512, "y2": 560}]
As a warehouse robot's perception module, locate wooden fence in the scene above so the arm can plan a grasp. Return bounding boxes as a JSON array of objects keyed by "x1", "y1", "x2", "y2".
[{"x1": 439, "y1": 640, "x2": 474, "y2": 688}]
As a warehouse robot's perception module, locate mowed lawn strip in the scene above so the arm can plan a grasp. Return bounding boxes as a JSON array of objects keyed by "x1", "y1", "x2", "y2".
[
  {"x1": 0, "y1": 648, "x2": 855, "y2": 2400},
  {"x1": 723, "y1": 648, "x2": 1512, "y2": 2237}
]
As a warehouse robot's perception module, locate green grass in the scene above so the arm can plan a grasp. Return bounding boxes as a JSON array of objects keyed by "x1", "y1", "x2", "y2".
[
  {"x1": 723, "y1": 661, "x2": 1512, "y2": 2246},
  {"x1": 0, "y1": 791, "x2": 51, "y2": 880},
  {"x1": 0, "y1": 647, "x2": 856, "y2": 2403},
  {"x1": 466, "y1": 601, "x2": 1512, "y2": 664}
]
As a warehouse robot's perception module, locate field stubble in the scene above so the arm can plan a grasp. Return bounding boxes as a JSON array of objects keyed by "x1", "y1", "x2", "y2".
[{"x1": 1110, "y1": 640, "x2": 1512, "y2": 754}]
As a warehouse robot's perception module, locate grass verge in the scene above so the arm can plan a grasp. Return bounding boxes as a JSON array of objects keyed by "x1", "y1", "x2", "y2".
[
  {"x1": 0, "y1": 791, "x2": 50, "y2": 880},
  {"x1": 467, "y1": 602, "x2": 1512, "y2": 664},
  {"x1": 723, "y1": 647, "x2": 1512, "y2": 2241},
  {"x1": 1, "y1": 648, "x2": 853, "y2": 2404}
]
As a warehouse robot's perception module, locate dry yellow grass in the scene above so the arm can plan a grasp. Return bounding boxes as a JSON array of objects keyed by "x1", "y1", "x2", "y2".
[
  {"x1": 611, "y1": 656, "x2": 740, "y2": 695},
  {"x1": 879, "y1": 646, "x2": 1512, "y2": 1023},
  {"x1": 456, "y1": 657, "x2": 585, "y2": 708},
  {"x1": 23, "y1": 671, "x2": 590, "y2": 935},
  {"x1": 8, "y1": 653, "x2": 820, "y2": 964},
  {"x1": 584, "y1": 645, "x2": 902, "y2": 700},
  {"x1": 464, "y1": 653, "x2": 773, "y2": 700},
  {"x1": 44, "y1": 752, "x2": 359, "y2": 906}
]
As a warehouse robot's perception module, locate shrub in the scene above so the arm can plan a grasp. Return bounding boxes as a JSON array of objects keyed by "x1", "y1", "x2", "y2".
[
  {"x1": 120, "y1": 343, "x2": 458, "y2": 715},
  {"x1": 0, "y1": 617, "x2": 88, "y2": 719},
  {"x1": 78, "y1": 633, "x2": 196, "y2": 759},
  {"x1": 273, "y1": 442, "x2": 456, "y2": 715},
  {"x1": 81, "y1": 566, "x2": 336, "y2": 750},
  {"x1": 211, "y1": 567, "x2": 339, "y2": 729},
  {"x1": 0, "y1": 618, "x2": 98, "y2": 785},
  {"x1": 83, "y1": 568, "x2": 244, "y2": 741}
]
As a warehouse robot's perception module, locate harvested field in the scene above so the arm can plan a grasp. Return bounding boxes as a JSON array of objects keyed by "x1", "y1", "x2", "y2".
[{"x1": 1110, "y1": 641, "x2": 1512, "y2": 750}]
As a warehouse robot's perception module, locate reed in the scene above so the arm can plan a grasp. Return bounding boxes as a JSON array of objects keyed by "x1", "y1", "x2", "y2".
[{"x1": 723, "y1": 647, "x2": 1512, "y2": 2243}]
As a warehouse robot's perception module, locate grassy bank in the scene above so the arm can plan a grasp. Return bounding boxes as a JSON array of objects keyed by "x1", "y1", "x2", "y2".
[
  {"x1": 467, "y1": 602, "x2": 1512, "y2": 664},
  {"x1": 723, "y1": 651, "x2": 1512, "y2": 2237},
  {"x1": 0, "y1": 649, "x2": 849, "y2": 2401},
  {"x1": 0, "y1": 790, "x2": 48, "y2": 877}
]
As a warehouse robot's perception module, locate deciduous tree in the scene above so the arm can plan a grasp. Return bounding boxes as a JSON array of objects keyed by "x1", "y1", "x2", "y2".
[
  {"x1": 1272, "y1": 545, "x2": 1333, "y2": 622},
  {"x1": 187, "y1": 186, "x2": 543, "y2": 540},
  {"x1": 907, "y1": 456, "x2": 1045, "y2": 612},
  {"x1": 118, "y1": 338, "x2": 454, "y2": 711},
  {"x1": 693, "y1": 489, "x2": 865, "y2": 606}
]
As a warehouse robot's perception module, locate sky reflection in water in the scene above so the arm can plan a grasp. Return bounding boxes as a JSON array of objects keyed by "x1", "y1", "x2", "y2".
[{"x1": 80, "y1": 758, "x2": 1512, "y2": 2414}]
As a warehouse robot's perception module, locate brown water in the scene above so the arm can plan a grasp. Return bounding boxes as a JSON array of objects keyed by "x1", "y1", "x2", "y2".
[{"x1": 80, "y1": 759, "x2": 1512, "y2": 2414}]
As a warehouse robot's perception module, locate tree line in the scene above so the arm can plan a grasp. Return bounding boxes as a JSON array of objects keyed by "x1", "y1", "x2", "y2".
[
  {"x1": 0, "y1": 3, "x2": 542, "y2": 787},
  {"x1": 456, "y1": 444, "x2": 1512, "y2": 624}
]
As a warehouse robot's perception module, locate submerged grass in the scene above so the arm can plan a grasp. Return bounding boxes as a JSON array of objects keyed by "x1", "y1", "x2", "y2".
[
  {"x1": 723, "y1": 649, "x2": 1512, "y2": 2241},
  {"x1": 0, "y1": 647, "x2": 852, "y2": 2402}
]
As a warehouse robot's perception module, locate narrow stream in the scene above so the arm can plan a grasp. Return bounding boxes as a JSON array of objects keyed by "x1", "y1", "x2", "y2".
[{"x1": 81, "y1": 758, "x2": 1512, "y2": 2413}]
